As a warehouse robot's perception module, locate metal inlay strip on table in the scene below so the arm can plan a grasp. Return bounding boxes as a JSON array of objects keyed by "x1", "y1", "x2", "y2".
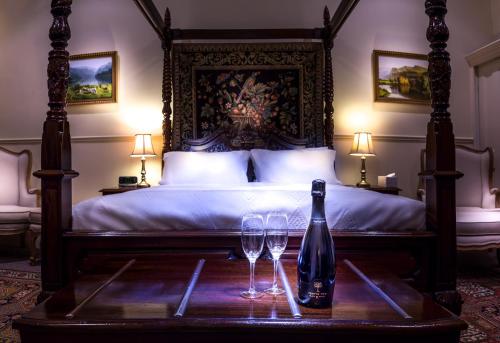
[
  {"x1": 65, "y1": 259, "x2": 136, "y2": 319},
  {"x1": 278, "y1": 261, "x2": 302, "y2": 319},
  {"x1": 174, "y1": 258, "x2": 206, "y2": 318},
  {"x1": 344, "y1": 259, "x2": 412, "y2": 319}
]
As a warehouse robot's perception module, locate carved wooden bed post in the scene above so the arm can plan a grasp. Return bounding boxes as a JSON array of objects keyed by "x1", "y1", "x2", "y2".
[
  {"x1": 161, "y1": 7, "x2": 173, "y2": 162},
  {"x1": 424, "y1": 0, "x2": 462, "y2": 314},
  {"x1": 323, "y1": 6, "x2": 334, "y2": 149},
  {"x1": 34, "y1": 0, "x2": 78, "y2": 300}
]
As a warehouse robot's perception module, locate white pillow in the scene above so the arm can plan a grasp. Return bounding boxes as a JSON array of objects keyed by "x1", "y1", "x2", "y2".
[
  {"x1": 250, "y1": 148, "x2": 341, "y2": 184},
  {"x1": 160, "y1": 150, "x2": 250, "y2": 185}
]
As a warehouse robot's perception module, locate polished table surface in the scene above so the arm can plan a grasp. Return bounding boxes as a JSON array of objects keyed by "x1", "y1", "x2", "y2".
[{"x1": 14, "y1": 255, "x2": 466, "y2": 342}]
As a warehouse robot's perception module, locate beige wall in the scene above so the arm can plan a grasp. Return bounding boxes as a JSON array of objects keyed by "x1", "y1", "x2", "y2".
[
  {"x1": 492, "y1": 0, "x2": 500, "y2": 38},
  {"x1": 0, "y1": 0, "x2": 494, "y2": 203}
]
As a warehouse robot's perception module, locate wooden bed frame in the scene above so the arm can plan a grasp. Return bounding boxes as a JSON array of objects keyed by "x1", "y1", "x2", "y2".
[{"x1": 37, "y1": 0, "x2": 462, "y2": 314}]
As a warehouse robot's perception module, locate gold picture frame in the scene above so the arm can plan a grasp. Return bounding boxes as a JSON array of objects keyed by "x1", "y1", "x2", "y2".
[
  {"x1": 67, "y1": 51, "x2": 117, "y2": 105},
  {"x1": 372, "y1": 50, "x2": 430, "y2": 105}
]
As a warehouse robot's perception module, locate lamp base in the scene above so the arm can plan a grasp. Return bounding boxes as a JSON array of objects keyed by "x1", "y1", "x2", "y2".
[
  {"x1": 137, "y1": 180, "x2": 150, "y2": 188},
  {"x1": 356, "y1": 156, "x2": 370, "y2": 188},
  {"x1": 356, "y1": 180, "x2": 370, "y2": 188},
  {"x1": 137, "y1": 158, "x2": 150, "y2": 188}
]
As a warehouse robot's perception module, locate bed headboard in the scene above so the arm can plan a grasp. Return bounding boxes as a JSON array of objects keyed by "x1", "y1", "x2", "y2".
[
  {"x1": 170, "y1": 42, "x2": 325, "y2": 152},
  {"x1": 184, "y1": 127, "x2": 308, "y2": 152}
]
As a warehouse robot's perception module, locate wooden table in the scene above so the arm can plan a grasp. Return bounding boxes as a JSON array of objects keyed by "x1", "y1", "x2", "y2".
[
  {"x1": 347, "y1": 185, "x2": 401, "y2": 195},
  {"x1": 99, "y1": 187, "x2": 140, "y2": 196},
  {"x1": 14, "y1": 256, "x2": 466, "y2": 343}
]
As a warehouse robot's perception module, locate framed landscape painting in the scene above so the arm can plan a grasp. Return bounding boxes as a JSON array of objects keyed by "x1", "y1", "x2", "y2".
[
  {"x1": 372, "y1": 50, "x2": 430, "y2": 105},
  {"x1": 67, "y1": 51, "x2": 117, "y2": 105}
]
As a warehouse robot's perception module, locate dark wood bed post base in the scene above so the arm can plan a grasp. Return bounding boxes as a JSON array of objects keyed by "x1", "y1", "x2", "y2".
[
  {"x1": 424, "y1": 0, "x2": 463, "y2": 315},
  {"x1": 34, "y1": 0, "x2": 78, "y2": 302}
]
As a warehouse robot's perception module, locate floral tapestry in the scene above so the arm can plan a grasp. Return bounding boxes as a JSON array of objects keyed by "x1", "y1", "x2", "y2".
[
  {"x1": 172, "y1": 43, "x2": 324, "y2": 150},
  {"x1": 195, "y1": 68, "x2": 302, "y2": 139}
]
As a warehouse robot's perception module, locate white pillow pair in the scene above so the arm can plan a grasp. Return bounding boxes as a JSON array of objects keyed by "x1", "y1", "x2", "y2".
[{"x1": 160, "y1": 148, "x2": 341, "y2": 185}]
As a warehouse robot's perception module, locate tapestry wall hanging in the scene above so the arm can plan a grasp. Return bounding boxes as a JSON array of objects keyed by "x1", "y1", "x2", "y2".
[{"x1": 172, "y1": 43, "x2": 324, "y2": 150}]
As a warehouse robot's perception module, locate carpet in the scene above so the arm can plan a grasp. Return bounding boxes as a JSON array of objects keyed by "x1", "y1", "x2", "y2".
[
  {"x1": 0, "y1": 268, "x2": 498, "y2": 342},
  {"x1": 0, "y1": 270, "x2": 40, "y2": 343},
  {"x1": 458, "y1": 269, "x2": 500, "y2": 342}
]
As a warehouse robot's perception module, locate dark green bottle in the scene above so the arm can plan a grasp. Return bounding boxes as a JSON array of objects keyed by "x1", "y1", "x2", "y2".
[{"x1": 297, "y1": 179, "x2": 336, "y2": 308}]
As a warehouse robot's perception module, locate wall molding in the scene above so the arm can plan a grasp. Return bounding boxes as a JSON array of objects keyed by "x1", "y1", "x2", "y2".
[
  {"x1": 0, "y1": 134, "x2": 474, "y2": 145},
  {"x1": 334, "y1": 134, "x2": 473, "y2": 144},
  {"x1": 0, "y1": 135, "x2": 136, "y2": 145},
  {"x1": 466, "y1": 39, "x2": 500, "y2": 67}
]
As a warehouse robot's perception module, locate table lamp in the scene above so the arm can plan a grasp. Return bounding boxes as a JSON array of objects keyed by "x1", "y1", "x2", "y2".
[
  {"x1": 130, "y1": 134, "x2": 156, "y2": 187},
  {"x1": 349, "y1": 132, "x2": 375, "y2": 188}
]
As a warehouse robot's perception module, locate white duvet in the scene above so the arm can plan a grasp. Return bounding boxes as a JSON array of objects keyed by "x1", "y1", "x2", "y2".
[{"x1": 72, "y1": 183, "x2": 425, "y2": 232}]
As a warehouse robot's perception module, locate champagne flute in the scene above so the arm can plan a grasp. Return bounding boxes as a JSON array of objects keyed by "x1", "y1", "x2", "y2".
[
  {"x1": 241, "y1": 214, "x2": 265, "y2": 299},
  {"x1": 265, "y1": 213, "x2": 288, "y2": 295}
]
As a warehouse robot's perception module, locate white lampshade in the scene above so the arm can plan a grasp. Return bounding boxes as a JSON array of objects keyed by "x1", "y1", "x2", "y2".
[
  {"x1": 130, "y1": 134, "x2": 156, "y2": 158},
  {"x1": 349, "y1": 132, "x2": 375, "y2": 157}
]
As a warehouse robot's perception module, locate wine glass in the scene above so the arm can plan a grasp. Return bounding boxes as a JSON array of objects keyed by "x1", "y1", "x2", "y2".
[
  {"x1": 265, "y1": 213, "x2": 288, "y2": 295},
  {"x1": 241, "y1": 214, "x2": 265, "y2": 299}
]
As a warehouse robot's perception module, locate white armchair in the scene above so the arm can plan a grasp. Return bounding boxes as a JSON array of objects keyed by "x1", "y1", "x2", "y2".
[
  {"x1": 419, "y1": 145, "x2": 500, "y2": 262},
  {"x1": 0, "y1": 147, "x2": 40, "y2": 261}
]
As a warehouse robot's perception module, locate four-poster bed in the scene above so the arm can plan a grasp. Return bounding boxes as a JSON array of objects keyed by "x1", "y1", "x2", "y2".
[{"x1": 35, "y1": 0, "x2": 462, "y2": 316}]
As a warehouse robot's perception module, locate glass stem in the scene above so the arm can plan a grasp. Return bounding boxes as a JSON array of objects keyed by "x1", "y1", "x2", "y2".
[
  {"x1": 249, "y1": 261, "x2": 256, "y2": 293},
  {"x1": 272, "y1": 258, "x2": 278, "y2": 290}
]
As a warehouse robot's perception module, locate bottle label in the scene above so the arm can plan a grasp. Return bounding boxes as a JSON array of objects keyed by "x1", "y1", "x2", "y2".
[{"x1": 308, "y1": 279, "x2": 329, "y2": 300}]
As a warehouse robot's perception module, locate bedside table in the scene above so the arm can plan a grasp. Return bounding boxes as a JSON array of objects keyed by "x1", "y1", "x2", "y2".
[
  {"x1": 364, "y1": 185, "x2": 401, "y2": 195},
  {"x1": 347, "y1": 185, "x2": 401, "y2": 195},
  {"x1": 99, "y1": 187, "x2": 141, "y2": 196}
]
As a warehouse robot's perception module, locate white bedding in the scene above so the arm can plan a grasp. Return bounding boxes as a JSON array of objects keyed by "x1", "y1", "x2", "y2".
[{"x1": 73, "y1": 184, "x2": 425, "y2": 232}]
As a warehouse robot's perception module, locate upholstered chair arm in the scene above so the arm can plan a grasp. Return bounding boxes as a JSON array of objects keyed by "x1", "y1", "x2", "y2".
[
  {"x1": 479, "y1": 187, "x2": 499, "y2": 209},
  {"x1": 417, "y1": 188, "x2": 426, "y2": 202},
  {"x1": 490, "y1": 188, "x2": 500, "y2": 208}
]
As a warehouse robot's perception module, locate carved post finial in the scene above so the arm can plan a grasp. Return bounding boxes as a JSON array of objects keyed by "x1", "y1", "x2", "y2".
[
  {"x1": 425, "y1": 0, "x2": 450, "y2": 119},
  {"x1": 165, "y1": 7, "x2": 171, "y2": 28},
  {"x1": 323, "y1": 6, "x2": 331, "y2": 27},
  {"x1": 322, "y1": 7, "x2": 334, "y2": 149},
  {"x1": 47, "y1": 0, "x2": 73, "y2": 122},
  {"x1": 161, "y1": 7, "x2": 173, "y2": 162}
]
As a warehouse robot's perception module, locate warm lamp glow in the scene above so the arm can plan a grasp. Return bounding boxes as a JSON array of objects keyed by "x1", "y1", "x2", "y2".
[
  {"x1": 349, "y1": 132, "x2": 375, "y2": 157},
  {"x1": 340, "y1": 109, "x2": 373, "y2": 133},
  {"x1": 130, "y1": 134, "x2": 156, "y2": 158},
  {"x1": 122, "y1": 105, "x2": 163, "y2": 134}
]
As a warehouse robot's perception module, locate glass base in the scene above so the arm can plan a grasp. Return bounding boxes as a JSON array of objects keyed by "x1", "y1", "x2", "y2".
[
  {"x1": 264, "y1": 287, "x2": 285, "y2": 295},
  {"x1": 240, "y1": 290, "x2": 264, "y2": 299}
]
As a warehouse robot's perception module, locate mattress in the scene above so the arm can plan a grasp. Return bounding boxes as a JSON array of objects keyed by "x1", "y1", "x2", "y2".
[{"x1": 72, "y1": 183, "x2": 425, "y2": 232}]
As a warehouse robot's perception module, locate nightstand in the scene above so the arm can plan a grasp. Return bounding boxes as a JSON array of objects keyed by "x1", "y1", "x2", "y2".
[
  {"x1": 99, "y1": 187, "x2": 141, "y2": 196},
  {"x1": 364, "y1": 185, "x2": 401, "y2": 195},
  {"x1": 347, "y1": 185, "x2": 401, "y2": 195}
]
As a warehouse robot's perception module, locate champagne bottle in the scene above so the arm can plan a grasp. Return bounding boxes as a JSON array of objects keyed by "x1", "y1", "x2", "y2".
[{"x1": 297, "y1": 179, "x2": 336, "y2": 308}]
